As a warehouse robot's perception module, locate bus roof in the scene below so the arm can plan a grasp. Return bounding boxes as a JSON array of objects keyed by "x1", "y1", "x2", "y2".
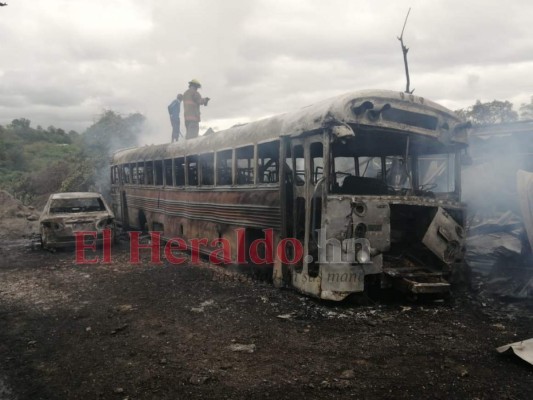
[{"x1": 112, "y1": 89, "x2": 466, "y2": 163}]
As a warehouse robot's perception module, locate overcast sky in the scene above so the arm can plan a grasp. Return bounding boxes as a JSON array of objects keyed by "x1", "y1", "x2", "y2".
[{"x1": 1, "y1": 0, "x2": 533, "y2": 144}]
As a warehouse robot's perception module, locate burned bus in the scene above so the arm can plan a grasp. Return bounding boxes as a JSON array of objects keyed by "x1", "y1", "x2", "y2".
[{"x1": 110, "y1": 90, "x2": 469, "y2": 300}]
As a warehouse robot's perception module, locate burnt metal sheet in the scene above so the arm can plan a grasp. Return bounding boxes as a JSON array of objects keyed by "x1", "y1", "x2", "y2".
[
  {"x1": 340, "y1": 194, "x2": 464, "y2": 210},
  {"x1": 383, "y1": 267, "x2": 451, "y2": 294},
  {"x1": 497, "y1": 338, "x2": 533, "y2": 366},
  {"x1": 320, "y1": 257, "x2": 383, "y2": 293},
  {"x1": 49, "y1": 192, "x2": 104, "y2": 200},
  {"x1": 350, "y1": 200, "x2": 391, "y2": 253},
  {"x1": 465, "y1": 211, "x2": 524, "y2": 274},
  {"x1": 517, "y1": 169, "x2": 533, "y2": 252},
  {"x1": 325, "y1": 197, "x2": 390, "y2": 254},
  {"x1": 422, "y1": 207, "x2": 464, "y2": 263}
]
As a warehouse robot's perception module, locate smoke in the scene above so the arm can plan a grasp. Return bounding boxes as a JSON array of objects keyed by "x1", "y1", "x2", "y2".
[
  {"x1": 462, "y1": 128, "x2": 533, "y2": 276},
  {"x1": 80, "y1": 110, "x2": 146, "y2": 200},
  {"x1": 463, "y1": 132, "x2": 533, "y2": 219}
]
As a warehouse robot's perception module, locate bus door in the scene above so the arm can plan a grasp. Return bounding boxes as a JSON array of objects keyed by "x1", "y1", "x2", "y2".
[
  {"x1": 112, "y1": 164, "x2": 129, "y2": 229},
  {"x1": 288, "y1": 135, "x2": 325, "y2": 298},
  {"x1": 120, "y1": 190, "x2": 129, "y2": 229},
  {"x1": 110, "y1": 165, "x2": 122, "y2": 224}
]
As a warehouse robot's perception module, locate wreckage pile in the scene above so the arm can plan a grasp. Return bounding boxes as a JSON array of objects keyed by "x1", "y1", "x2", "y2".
[
  {"x1": 463, "y1": 124, "x2": 533, "y2": 301},
  {"x1": 466, "y1": 210, "x2": 533, "y2": 299},
  {"x1": 466, "y1": 211, "x2": 525, "y2": 273}
]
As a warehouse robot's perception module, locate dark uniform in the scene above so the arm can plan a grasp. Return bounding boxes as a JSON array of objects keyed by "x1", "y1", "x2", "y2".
[{"x1": 168, "y1": 98, "x2": 181, "y2": 142}]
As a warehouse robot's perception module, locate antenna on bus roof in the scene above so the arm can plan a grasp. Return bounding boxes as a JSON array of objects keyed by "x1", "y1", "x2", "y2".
[{"x1": 397, "y1": 8, "x2": 414, "y2": 94}]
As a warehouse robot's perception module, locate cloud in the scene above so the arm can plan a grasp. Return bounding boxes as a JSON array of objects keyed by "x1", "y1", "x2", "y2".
[{"x1": 0, "y1": 0, "x2": 533, "y2": 143}]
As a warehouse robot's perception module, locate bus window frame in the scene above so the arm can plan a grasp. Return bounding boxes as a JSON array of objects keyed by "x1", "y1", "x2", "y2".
[
  {"x1": 137, "y1": 161, "x2": 142, "y2": 185},
  {"x1": 292, "y1": 144, "x2": 305, "y2": 186},
  {"x1": 310, "y1": 142, "x2": 324, "y2": 185},
  {"x1": 145, "y1": 160, "x2": 154, "y2": 185},
  {"x1": 257, "y1": 140, "x2": 280, "y2": 185},
  {"x1": 163, "y1": 158, "x2": 173, "y2": 186},
  {"x1": 154, "y1": 159, "x2": 164, "y2": 186},
  {"x1": 174, "y1": 157, "x2": 185, "y2": 187},
  {"x1": 122, "y1": 164, "x2": 131, "y2": 184},
  {"x1": 111, "y1": 165, "x2": 119, "y2": 185},
  {"x1": 235, "y1": 144, "x2": 256, "y2": 185},
  {"x1": 186, "y1": 155, "x2": 199, "y2": 186},
  {"x1": 131, "y1": 162, "x2": 135, "y2": 184},
  {"x1": 215, "y1": 148, "x2": 233, "y2": 186},
  {"x1": 200, "y1": 152, "x2": 215, "y2": 186}
]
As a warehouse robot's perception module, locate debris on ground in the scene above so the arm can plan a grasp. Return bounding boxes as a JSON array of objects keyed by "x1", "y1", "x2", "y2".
[
  {"x1": 496, "y1": 338, "x2": 533, "y2": 366},
  {"x1": 340, "y1": 369, "x2": 356, "y2": 380},
  {"x1": 189, "y1": 375, "x2": 209, "y2": 385},
  {"x1": 110, "y1": 324, "x2": 129, "y2": 335},
  {"x1": 116, "y1": 304, "x2": 135, "y2": 313},
  {"x1": 0, "y1": 237, "x2": 532, "y2": 399},
  {"x1": 276, "y1": 313, "x2": 295, "y2": 320},
  {"x1": 191, "y1": 299, "x2": 215, "y2": 313},
  {"x1": 228, "y1": 343, "x2": 256, "y2": 353}
]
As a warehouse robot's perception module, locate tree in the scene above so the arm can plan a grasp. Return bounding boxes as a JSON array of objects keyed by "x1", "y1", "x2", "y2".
[
  {"x1": 455, "y1": 100, "x2": 518, "y2": 125},
  {"x1": 9, "y1": 118, "x2": 31, "y2": 131},
  {"x1": 519, "y1": 96, "x2": 533, "y2": 120},
  {"x1": 0, "y1": 110, "x2": 146, "y2": 205}
]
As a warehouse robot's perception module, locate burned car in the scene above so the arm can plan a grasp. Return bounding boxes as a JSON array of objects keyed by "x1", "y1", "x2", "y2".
[{"x1": 39, "y1": 192, "x2": 116, "y2": 248}]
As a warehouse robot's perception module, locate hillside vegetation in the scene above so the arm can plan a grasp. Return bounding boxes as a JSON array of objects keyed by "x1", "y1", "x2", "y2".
[{"x1": 0, "y1": 111, "x2": 145, "y2": 206}]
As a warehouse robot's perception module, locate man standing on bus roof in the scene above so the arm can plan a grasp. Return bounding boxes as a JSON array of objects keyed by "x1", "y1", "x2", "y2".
[
  {"x1": 168, "y1": 94, "x2": 182, "y2": 142},
  {"x1": 182, "y1": 79, "x2": 210, "y2": 139}
]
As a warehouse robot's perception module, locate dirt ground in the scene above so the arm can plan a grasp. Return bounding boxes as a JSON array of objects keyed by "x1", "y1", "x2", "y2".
[{"x1": 0, "y1": 235, "x2": 532, "y2": 400}]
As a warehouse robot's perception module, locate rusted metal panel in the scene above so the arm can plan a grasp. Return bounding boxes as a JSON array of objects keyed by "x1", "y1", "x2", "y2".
[
  {"x1": 323, "y1": 197, "x2": 390, "y2": 256},
  {"x1": 422, "y1": 207, "x2": 465, "y2": 264},
  {"x1": 383, "y1": 266, "x2": 451, "y2": 294},
  {"x1": 329, "y1": 194, "x2": 464, "y2": 210},
  {"x1": 517, "y1": 169, "x2": 533, "y2": 252},
  {"x1": 122, "y1": 186, "x2": 282, "y2": 264}
]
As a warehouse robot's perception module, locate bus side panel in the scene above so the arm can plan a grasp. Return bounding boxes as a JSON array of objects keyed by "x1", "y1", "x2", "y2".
[{"x1": 120, "y1": 186, "x2": 282, "y2": 263}]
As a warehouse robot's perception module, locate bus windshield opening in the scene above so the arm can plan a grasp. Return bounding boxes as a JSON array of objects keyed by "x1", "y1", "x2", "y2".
[{"x1": 331, "y1": 138, "x2": 456, "y2": 197}]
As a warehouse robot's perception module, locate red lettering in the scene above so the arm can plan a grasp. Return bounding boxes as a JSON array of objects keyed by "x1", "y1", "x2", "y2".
[
  {"x1": 249, "y1": 228, "x2": 274, "y2": 264},
  {"x1": 277, "y1": 238, "x2": 304, "y2": 265},
  {"x1": 190, "y1": 238, "x2": 208, "y2": 265},
  {"x1": 75, "y1": 231, "x2": 98, "y2": 264},
  {"x1": 102, "y1": 229, "x2": 112, "y2": 263},
  {"x1": 164, "y1": 238, "x2": 187, "y2": 264},
  {"x1": 129, "y1": 231, "x2": 162, "y2": 264},
  {"x1": 236, "y1": 228, "x2": 246, "y2": 264},
  {"x1": 209, "y1": 238, "x2": 231, "y2": 264}
]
